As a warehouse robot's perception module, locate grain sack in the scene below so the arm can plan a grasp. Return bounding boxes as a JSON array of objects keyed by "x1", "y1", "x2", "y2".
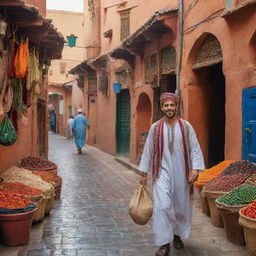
[{"x1": 129, "y1": 185, "x2": 153, "y2": 225}]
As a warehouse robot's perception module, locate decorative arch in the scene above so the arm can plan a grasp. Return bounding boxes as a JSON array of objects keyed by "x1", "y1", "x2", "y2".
[
  {"x1": 48, "y1": 91, "x2": 65, "y2": 135},
  {"x1": 249, "y1": 30, "x2": 256, "y2": 66},
  {"x1": 188, "y1": 33, "x2": 223, "y2": 70},
  {"x1": 136, "y1": 92, "x2": 152, "y2": 162}
]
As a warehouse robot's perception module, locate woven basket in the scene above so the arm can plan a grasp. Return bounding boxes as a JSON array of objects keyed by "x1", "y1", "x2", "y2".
[
  {"x1": 239, "y1": 209, "x2": 256, "y2": 256},
  {"x1": 203, "y1": 189, "x2": 226, "y2": 228},
  {"x1": 32, "y1": 197, "x2": 47, "y2": 223},
  {"x1": 54, "y1": 180, "x2": 62, "y2": 200},
  {"x1": 196, "y1": 186, "x2": 210, "y2": 217},
  {"x1": 44, "y1": 189, "x2": 55, "y2": 215},
  {"x1": 216, "y1": 200, "x2": 246, "y2": 245}
]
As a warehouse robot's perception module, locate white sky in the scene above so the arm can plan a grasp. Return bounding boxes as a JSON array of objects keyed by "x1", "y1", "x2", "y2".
[{"x1": 46, "y1": 0, "x2": 84, "y2": 12}]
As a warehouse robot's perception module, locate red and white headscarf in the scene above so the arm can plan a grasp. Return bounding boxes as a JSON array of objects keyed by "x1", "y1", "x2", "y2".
[{"x1": 160, "y1": 92, "x2": 179, "y2": 105}]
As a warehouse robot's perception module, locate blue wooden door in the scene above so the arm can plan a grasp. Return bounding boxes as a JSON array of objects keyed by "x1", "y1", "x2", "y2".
[{"x1": 242, "y1": 87, "x2": 256, "y2": 163}]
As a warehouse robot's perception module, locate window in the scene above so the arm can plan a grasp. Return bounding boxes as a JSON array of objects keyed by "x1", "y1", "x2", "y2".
[
  {"x1": 87, "y1": 70, "x2": 97, "y2": 96},
  {"x1": 120, "y1": 11, "x2": 130, "y2": 41}
]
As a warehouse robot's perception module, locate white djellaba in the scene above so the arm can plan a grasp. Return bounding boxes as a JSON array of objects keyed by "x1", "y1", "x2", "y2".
[{"x1": 139, "y1": 119, "x2": 205, "y2": 246}]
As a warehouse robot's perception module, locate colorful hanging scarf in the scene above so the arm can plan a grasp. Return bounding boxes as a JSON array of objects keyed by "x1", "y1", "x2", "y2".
[{"x1": 152, "y1": 117, "x2": 190, "y2": 181}]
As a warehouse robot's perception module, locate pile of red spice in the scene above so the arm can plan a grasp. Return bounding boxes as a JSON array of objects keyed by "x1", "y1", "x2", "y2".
[
  {"x1": 0, "y1": 182, "x2": 42, "y2": 197},
  {"x1": 32, "y1": 171, "x2": 62, "y2": 183},
  {"x1": 20, "y1": 156, "x2": 57, "y2": 171},
  {"x1": 0, "y1": 191, "x2": 32, "y2": 209},
  {"x1": 241, "y1": 201, "x2": 256, "y2": 219}
]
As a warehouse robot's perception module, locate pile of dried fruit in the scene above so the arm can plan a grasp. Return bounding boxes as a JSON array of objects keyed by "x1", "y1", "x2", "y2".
[
  {"x1": 217, "y1": 185, "x2": 256, "y2": 206},
  {"x1": 20, "y1": 156, "x2": 57, "y2": 171},
  {"x1": 194, "y1": 160, "x2": 233, "y2": 189},
  {"x1": 222, "y1": 160, "x2": 256, "y2": 175},
  {"x1": 241, "y1": 201, "x2": 256, "y2": 219},
  {"x1": 204, "y1": 173, "x2": 250, "y2": 192},
  {"x1": 32, "y1": 171, "x2": 62, "y2": 184},
  {"x1": 0, "y1": 182, "x2": 42, "y2": 197},
  {"x1": 0, "y1": 191, "x2": 32, "y2": 209}
]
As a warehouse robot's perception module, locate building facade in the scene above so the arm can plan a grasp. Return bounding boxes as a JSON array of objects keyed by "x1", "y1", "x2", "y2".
[
  {"x1": 181, "y1": 0, "x2": 256, "y2": 166},
  {"x1": 71, "y1": 0, "x2": 256, "y2": 167},
  {"x1": 0, "y1": 0, "x2": 64, "y2": 172},
  {"x1": 46, "y1": 10, "x2": 85, "y2": 136}
]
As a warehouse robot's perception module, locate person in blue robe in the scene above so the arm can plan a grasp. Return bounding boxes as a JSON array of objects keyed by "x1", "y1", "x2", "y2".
[{"x1": 72, "y1": 109, "x2": 90, "y2": 154}]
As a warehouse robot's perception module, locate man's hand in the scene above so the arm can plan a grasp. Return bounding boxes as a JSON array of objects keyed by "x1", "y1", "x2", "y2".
[
  {"x1": 188, "y1": 169, "x2": 199, "y2": 184},
  {"x1": 140, "y1": 175, "x2": 147, "y2": 186}
]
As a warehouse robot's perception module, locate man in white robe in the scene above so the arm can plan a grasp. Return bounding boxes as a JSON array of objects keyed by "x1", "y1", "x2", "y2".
[{"x1": 139, "y1": 92, "x2": 205, "y2": 256}]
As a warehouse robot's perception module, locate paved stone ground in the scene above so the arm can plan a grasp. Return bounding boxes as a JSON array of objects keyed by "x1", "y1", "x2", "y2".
[{"x1": 0, "y1": 133, "x2": 247, "y2": 256}]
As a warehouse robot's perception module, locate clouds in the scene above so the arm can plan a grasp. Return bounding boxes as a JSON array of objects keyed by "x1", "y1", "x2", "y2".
[{"x1": 47, "y1": 0, "x2": 83, "y2": 12}]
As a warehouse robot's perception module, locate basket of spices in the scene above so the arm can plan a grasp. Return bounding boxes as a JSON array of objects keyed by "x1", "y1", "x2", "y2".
[
  {"x1": 203, "y1": 173, "x2": 250, "y2": 228},
  {"x1": 0, "y1": 167, "x2": 55, "y2": 221},
  {"x1": 239, "y1": 201, "x2": 256, "y2": 256},
  {"x1": 221, "y1": 160, "x2": 256, "y2": 176},
  {"x1": 19, "y1": 156, "x2": 58, "y2": 174},
  {"x1": 216, "y1": 185, "x2": 256, "y2": 245},
  {"x1": 194, "y1": 160, "x2": 233, "y2": 216},
  {"x1": 0, "y1": 182, "x2": 44, "y2": 223},
  {"x1": 0, "y1": 191, "x2": 37, "y2": 246},
  {"x1": 32, "y1": 171, "x2": 62, "y2": 199},
  {"x1": 44, "y1": 188, "x2": 55, "y2": 215}
]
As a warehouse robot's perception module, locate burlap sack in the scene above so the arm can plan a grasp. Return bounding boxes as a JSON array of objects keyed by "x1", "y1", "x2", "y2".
[{"x1": 129, "y1": 185, "x2": 153, "y2": 225}]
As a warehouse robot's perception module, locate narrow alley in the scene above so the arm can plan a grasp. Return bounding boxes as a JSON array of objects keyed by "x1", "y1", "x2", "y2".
[{"x1": 0, "y1": 133, "x2": 247, "y2": 256}]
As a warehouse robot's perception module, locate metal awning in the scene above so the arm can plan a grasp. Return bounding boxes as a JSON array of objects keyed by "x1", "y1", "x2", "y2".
[{"x1": 69, "y1": 60, "x2": 94, "y2": 75}]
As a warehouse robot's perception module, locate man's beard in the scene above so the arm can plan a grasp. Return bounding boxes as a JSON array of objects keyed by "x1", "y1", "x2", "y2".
[{"x1": 164, "y1": 111, "x2": 176, "y2": 119}]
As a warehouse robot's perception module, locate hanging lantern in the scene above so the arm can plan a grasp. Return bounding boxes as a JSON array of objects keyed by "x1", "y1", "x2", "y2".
[
  {"x1": 66, "y1": 34, "x2": 77, "y2": 47},
  {"x1": 113, "y1": 82, "x2": 121, "y2": 93},
  {"x1": 0, "y1": 19, "x2": 7, "y2": 37}
]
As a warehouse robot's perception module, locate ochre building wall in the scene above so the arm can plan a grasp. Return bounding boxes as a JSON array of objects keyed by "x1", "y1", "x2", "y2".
[{"x1": 181, "y1": 0, "x2": 256, "y2": 164}]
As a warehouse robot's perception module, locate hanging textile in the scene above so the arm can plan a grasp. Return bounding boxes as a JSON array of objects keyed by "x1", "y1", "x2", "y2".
[
  {"x1": 12, "y1": 78, "x2": 27, "y2": 117},
  {"x1": 14, "y1": 38, "x2": 29, "y2": 78},
  {"x1": 27, "y1": 49, "x2": 40, "y2": 90},
  {"x1": 0, "y1": 50, "x2": 8, "y2": 115},
  {"x1": 2, "y1": 78, "x2": 13, "y2": 113}
]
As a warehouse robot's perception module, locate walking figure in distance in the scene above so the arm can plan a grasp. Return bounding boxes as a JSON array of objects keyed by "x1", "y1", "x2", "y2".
[
  {"x1": 72, "y1": 109, "x2": 90, "y2": 154},
  {"x1": 67, "y1": 115, "x2": 74, "y2": 140}
]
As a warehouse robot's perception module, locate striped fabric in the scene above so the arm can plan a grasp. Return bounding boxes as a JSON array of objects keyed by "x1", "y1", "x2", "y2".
[{"x1": 152, "y1": 117, "x2": 189, "y2": 181}]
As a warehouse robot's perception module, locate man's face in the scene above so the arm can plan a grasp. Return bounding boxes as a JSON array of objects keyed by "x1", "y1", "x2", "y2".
[{"x1": 161, "y1": 100, "x2": 178, "y2": 119}]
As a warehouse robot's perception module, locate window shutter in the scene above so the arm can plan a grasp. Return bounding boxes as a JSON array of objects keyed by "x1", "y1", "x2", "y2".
[{"x1": 120, "y1": 11, "x2": 130, "y2": 41}]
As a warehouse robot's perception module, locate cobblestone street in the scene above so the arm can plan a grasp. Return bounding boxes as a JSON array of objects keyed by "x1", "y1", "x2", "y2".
[{"x1": 0, "y1": 133, "x2": 247, "y2": 256}]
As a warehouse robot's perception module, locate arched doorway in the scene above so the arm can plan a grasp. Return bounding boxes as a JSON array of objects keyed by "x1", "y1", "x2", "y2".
[
  {"x1": 48, "y1": 92, "x2": 64, "y2": 134},
  {"x1": 249, "y1": 31, "x2": 256, "y2": 63},
  {"x1": 136, "y1": 93, "x2": 152, "y2": 163},
  {"x1": 189, "y1": 34, "x2": 225, "y2": 168}
]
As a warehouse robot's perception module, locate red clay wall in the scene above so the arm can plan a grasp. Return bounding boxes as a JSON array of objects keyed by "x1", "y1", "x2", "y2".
[{"x1": 181, "y1": 1, "x2": 256, "y2": 163}]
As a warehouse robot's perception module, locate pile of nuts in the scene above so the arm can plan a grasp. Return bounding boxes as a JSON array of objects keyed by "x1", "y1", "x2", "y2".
[{"x1": 20, "y1": 156, "x2": 57, "y2": 171}]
